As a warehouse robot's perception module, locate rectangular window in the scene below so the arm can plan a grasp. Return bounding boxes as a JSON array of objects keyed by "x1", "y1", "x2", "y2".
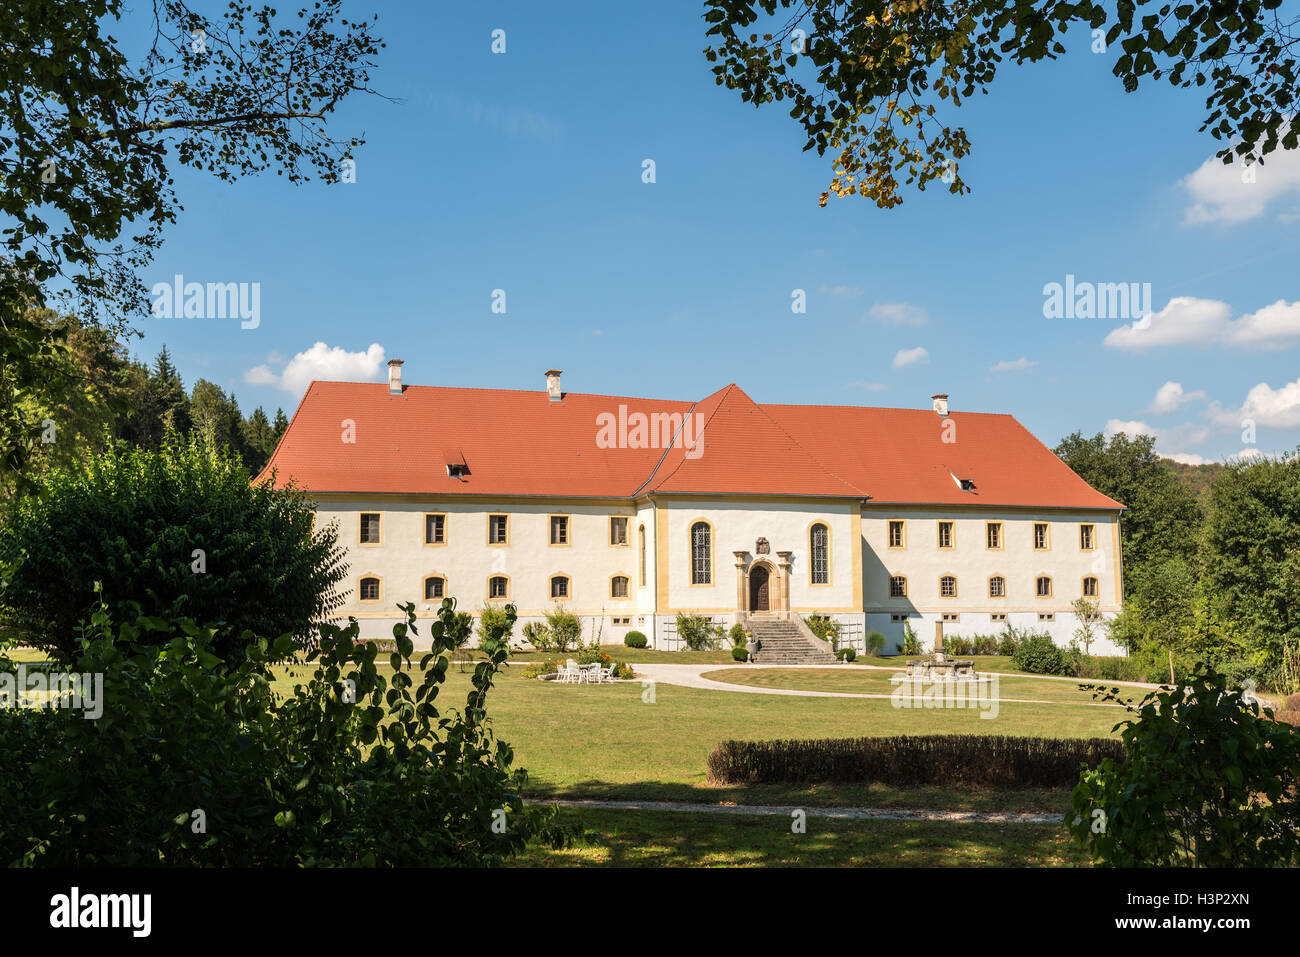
[
  {"x1": 610, "y1": 516, "x2": 629, "y2": 545},
  {"x1": 942, "y1": 613, "x2": 959, "y2": 622},
  {"x1": 1038, "y1": 612, "x2": 1055, "y2": 622},
  {"x1": 611, "y1": 576, "x2": 629, "y2": 598},
  {"x1": 424, "y1": 577, "x2": 444, "y2": 600},
  {"x1": 937, "y1": 521, "x2": 954, "y2": 549},
  {"x1": 359, "y1": 513, "x2": 381, "y2": 544},
  {"x1": 888, "y1": 520, "x2": 906, "y2": 549},
  {"x1": 940, "y1": 576, "x2": 957, "y2": 598},
  {"x1": 990, "y1": 613, "x2": 1008, "y2": 623},
  {"x1": 1083, "y1": 576, "x2": 1099, "y2": 597},
  {"x1": 1080, "y1": 524, "x2": 1095, "y2": 550},
  {"x1": 551, "y1": 577, "x2": 569, "y2": 599},
  {"x1": 1033, "y1": 523, "x2": 1050, "y2": 550},
  {"x1": 549, "y1": 515, "x2": 569, "y2": 545},
  {"x1": 989, "y1": 576, "x2": 1006, "y2": 598},
  {"x1": 489, "y1": 576, "x2": 508, "y2": 599},
  {"x1": 891, "y1": 614, "x2": 908, "y2": 623},
  {"x1": 425, "y1": 513, "x2": 445, "y2": 544},
  {"x1": 889, "y1": 576, "x2": 907, "y2": 598},
  {"x1": 986, "y1": 522, "x2": 1002, "y2": 549},
  {"x1": 488, "y1": 514, "x2": 508, "y2": 544}
]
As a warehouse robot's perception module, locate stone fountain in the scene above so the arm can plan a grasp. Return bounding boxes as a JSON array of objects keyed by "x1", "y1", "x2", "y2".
[{"x1": 904, "y1": 650, "x2": 978, "y2": 681}]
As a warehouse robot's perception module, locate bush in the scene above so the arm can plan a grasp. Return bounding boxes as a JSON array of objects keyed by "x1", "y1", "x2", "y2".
[
  {"x1": 0, "y1": 432, "x2": 347, "y2": 662},
  {"x1": 943, "y1": 635, "x2": 972, "y2": 656},
  {"x1": 706, "y1": 735, "x2": 1123, "y2": 789},
  {"x1": 731, "y1": 646, "x2": 749, "y2": 662},
  {"x1": 1070, "y1": 666, "x2": 1300, "y2": 867},
  {"x1": 522, "y1": 620, "x2": 550, "y2": 650},
  {"x1": 676, "y1": 613, "x2": 720, "y2": 651},
  {"x1": 522, "y1": 658, "x2": 559, "y2": 679},
  {"x1": 900, "y1": 620, "x2": 923, "y2": 655},
  {"x1": 997, "y1": 631, "x2": 1019, "y2": 657},
  {"x1": 1012, "y1": 632, "x2": 1071, "y2": 675},
  {"x1": 0, "y1": 598, "x2": 571, "y2": 866},
  {"x1": 543, "y1": 606, "x2": 582, "y2": 653},
  {"x1": 865, "y1": 630, "x2": 885, "y2": 656},
  {"x1": 1071, "y1": 654, "x2": 1148, "y2": 683},
  {"x1": 476, "y1": 604, "x2": 514, "y2": 649},
  {"x1": 972, "y1": 635, "x2": 999, "y2": 656},
  {"x1": 728, "y1": 623, "x2": 747, "y2": 649},
  {"x1": 837, "y1": 647, "x2": 857, "y2": 662},
  {"x1": 804, "y1": 613, "x2": 840, "y2": 646},
  {"x1": 624, "y1": 630, "x2": 648, "y2": 648}
]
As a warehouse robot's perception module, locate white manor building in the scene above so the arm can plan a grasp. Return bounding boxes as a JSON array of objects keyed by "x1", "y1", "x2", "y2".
[{"x1": 259, "y1": 362, "x2": 1126, "y2": 655}]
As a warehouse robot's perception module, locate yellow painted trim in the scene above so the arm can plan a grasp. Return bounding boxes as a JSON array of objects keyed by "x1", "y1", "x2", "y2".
[
  {"x1": 939, "y1": 573, "x2": 958, "y2": 599},
  {"x1": 547, "y1": 513, "x2": 571, "y2": 547},
  {"x1": 609, "y1": 516, "x2": 630, "y2": 547},
  {"x1": 807, "y1": 519, "x2": 833, "y2": 587},
  {"x1": 1079, "y1": 522, "x2": 1096, "y2": 551},
  {"x1": 985, "y1": 521, "x2": 1004, "y2": 551},
  {"x1": 422, "y1": 573, "x2": 448, "y2": 601},
  {"x1": 850, "y1": 510, "x2": 863, "y2": 609},
  {"x1": 988, "y1": 574, "x2": 1007, "y2": 599},
  {"x1": 937, "y1": 520, "x2": 955, "y2": 550},
  {"x1": 655, "y1": 508, "x2": 669, "y2": 611},
  {"x1": 887, "y1": 518, "x2": 907, "y2": 550},
  {"x1": 358, "y1": 511, "x2": 382, "y2": 546},
  {"x1": 486, "y1": 513, "x2": 511, "y2": 546},
  {"x1": 608, "y1": 573, "x2": 632, "y2": 600},
  {"x1": 423, "y1": 511, "x2": 448, "y2": 546},
  {"x1": 638, "y1": 522, "x2": 648, "y2": 587},
  {"x1": 687, "y1": 517, "x2": 716, "y2": 587},
  {"x1": 1112, "y1": 518, "x2": 1124, "y2": 604},
  {"x1": 487, "y1": 573, "x2": 511, "y2": 601},
  {"x1": 357, "y1": 573, "x2": 383, "y2": 603},
  {"x1": 1035, "y1": 573, "x2": 1054, "y2": 598},
  {"x1": 1033, "y1": 522, "x2": 1051, "y2": 551},
  {"x1": 548, "y1": 572, "x2": 572, "y2": 601}
]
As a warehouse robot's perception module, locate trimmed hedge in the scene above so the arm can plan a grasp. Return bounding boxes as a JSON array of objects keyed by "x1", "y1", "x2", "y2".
[
  {"x1": 624, "y1": 630, "x2": 648, "y2": 648},
  {"x1": 705, "y1": 734, "x2": 1124, "y2": 789}
]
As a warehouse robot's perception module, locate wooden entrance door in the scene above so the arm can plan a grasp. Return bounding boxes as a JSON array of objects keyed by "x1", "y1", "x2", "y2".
[{"x1": 749, "y1": 565, "x2": 770, "y2": 612}]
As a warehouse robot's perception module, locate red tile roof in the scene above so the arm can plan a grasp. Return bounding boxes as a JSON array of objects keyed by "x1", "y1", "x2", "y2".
[{"x1": 257, "y1": 380, "x2": 1123, "y2": 510}]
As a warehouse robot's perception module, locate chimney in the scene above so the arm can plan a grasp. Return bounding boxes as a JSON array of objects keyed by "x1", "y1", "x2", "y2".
[
  {"x1": 545, "y1": 369, "x2": 563, "y2": 403},
  {"x1": 388, "y1": 358, "x2": 404, "y2": 395},
  {"x1": 931, "y1": 393, "x2": 949, "y2": 417}
]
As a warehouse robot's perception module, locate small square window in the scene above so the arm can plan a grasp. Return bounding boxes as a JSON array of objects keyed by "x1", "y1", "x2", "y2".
[
  {"x1": 424, "y1": 577, "x2": 445, "y2": 600},
  {"x1": 942, "y1": 612, "x2": 959, "y2": 622},
  {"x1": 1038, "y1": 612, "x2": 1055, "y2": 622},
  {"x1": 991, "y1": 613, "x2": 1008, "y2": 623}
]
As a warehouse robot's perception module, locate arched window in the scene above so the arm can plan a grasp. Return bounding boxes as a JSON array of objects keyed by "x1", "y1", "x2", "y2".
[
  {"x1": 691, "y1": 521, "x2": 712, "y2": 585},
  {"x1": 611, "y1": 575, "x2": 629, "y2": 599},
  {"x1": 939, "y1": 575, "x2": 957, "y2": 598},
  {"x1": 424, "y1": 576, "x2": 445, "y2": 600},
  {"x1": 889, "y1": 575, "x2": 907, "y2": 598},
  {"x1": 550, "y1": 575, "x2": 570, "y2": 599},
  {"x1": 810, "y1": 523, "x2": 829, "y2": 584},
  {"x1": 988, "y1": 575, "x2": 1006, "y2": 599},
  {"x1": 359, "y1": 576, "x2": 381, "y2": 602},
  {"x1": 488, "y1": 575, "x2": 509, "y2": 600},
  {"x1": 1082, "y1": 576, "x2": 1099, "y2": 598},
  {"x1": 639, "y1": 524, "x2": 647, "y2": 587},
  {"x1": 1036, "y1": 575, "x2": 1053, "y2": 598}
]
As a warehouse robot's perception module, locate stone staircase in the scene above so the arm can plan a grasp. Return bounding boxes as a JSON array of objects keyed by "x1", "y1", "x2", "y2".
[{"x1": 746, "y1": 616, "x2": 838, "y2": 665}]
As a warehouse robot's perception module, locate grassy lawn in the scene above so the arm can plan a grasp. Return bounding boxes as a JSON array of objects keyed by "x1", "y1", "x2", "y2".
[
  {"x1": 699, "y1": 666, "x2": 1144, "y2": 706},
  {"x1": 513, "y1": 806, "x2": 1089, "y2": 867},
  {"x1": 503, "y1": 645, "x2": 739, "y2": 665}
]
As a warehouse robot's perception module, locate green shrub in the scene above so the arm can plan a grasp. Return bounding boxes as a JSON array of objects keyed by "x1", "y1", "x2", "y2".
[
  {"x1": 804, "y1": 613, "x2": 840, "y2": 646},
  {"x1": 624, "y1": 630, "x2": 648, "y2": 648},
  {"x1": 543, "y1": 606, "x2": 582, "y2": 653},
  {"x1": 943, "y1": 635, "x2": 972, "y2": 656},
  {"x1": 676, "y1": 613, "x2": 720, "y2": 651},
  {"x1": 865, "y1": 630, "x2": 885, "y2": 656},
  {"x1": 900, "y1": 620, "x2": 923, "y2": 655},
  {"x1": 996, "y1": 628, "x2": 1020, "y2": 657},
  {"x1": 0, "y1": 598, "x2": 571, "y2": 866},
  {"x1": 611, "y1": 662, "x2": 636, "y2": 679},
  {"x1": 1071, "y1": 654, "x2": 1148, "y2": 683},
  {"x1": 0, "y1": 432, "x2": 347, "y2": 662},
  {"x1": 476, "y1": 604, "x2": 514, "y2": 650},
  {"x1": 972, "y1": 635, "x2": 999, "y2": 656},
  {"x1": 731, "y1": 646, "x2": 749, "y2": 662},
  {"x1": 837, "y1": 647, "x2": 857, "y2": 662},
  {"x1": 522, "y1": 659, "x2": 559, "y2": 679},
  {"x1": 728, "y1": 623, "x2": 747, "y2": 649},
  {"x1": 706, "y1": 735, "x2": 1123, "y2": 789},
  {"x1": 1069, "y1": 666, "x2": 1300, "y2": 866},
  {"x1": 1012, "y1": 632, "x2": 1070, "y2": 675},
  {"x1": 522, "y1": 620, "x2": 551, "y2": 650}
]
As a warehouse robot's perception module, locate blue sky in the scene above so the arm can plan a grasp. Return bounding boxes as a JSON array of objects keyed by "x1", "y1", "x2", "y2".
[{"x1": 132, "y1": 0, "x2": 1300, "y2": 462}]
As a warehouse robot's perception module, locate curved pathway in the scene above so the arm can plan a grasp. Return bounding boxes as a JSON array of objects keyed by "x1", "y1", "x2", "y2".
[
  {"x1": 544, "y1": 796, "x2": 1061, "y2": 825},
  {"x1": 628, "y1": 662, "x2": 1157, "y2": 709}
]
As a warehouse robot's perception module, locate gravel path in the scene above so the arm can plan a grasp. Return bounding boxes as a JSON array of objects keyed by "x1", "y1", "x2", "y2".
[{"x1": 543, "y1": 797, "x2": 1061, "y2": 825}]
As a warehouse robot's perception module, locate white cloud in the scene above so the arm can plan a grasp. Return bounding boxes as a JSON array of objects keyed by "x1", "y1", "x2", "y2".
[
  {"x1": 1165, "y1": 452, "x2": 1213, "y2": 465},
  {"x1": 869, "y1": 302, "x2": 929, "y2": 326},
  {"x1": 1149, "y1": 381, "x2": 1207, "y2": 414},
  {"x1": 891, "y1": 346, "x2": 929, "y2": 368},
  {"x1": 1106, "y1": 418, "x2": 1210, "y2": 453},
  {"x1": 1103, "y1": 296, "x2": 1231, "y2": 350},
  {"x1": 990, "y1": 357, "x2": 1038, "y2": 373},
  {"x1": 1230, "y1": 377, "x2": 1300, "y2": 429},
  {"x1": 1180, "y1": 147, "x2": 1300, "y2": 225},
  {"x1": 244, "y1": 342, "x2": 386, "y2": 396},
  {"x1": 1224, "y1": 299, "x2": 1300, "y2": 349},
  {"x1": 1104, "y1": 418, "x2": 1160, "y2": 440}
]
